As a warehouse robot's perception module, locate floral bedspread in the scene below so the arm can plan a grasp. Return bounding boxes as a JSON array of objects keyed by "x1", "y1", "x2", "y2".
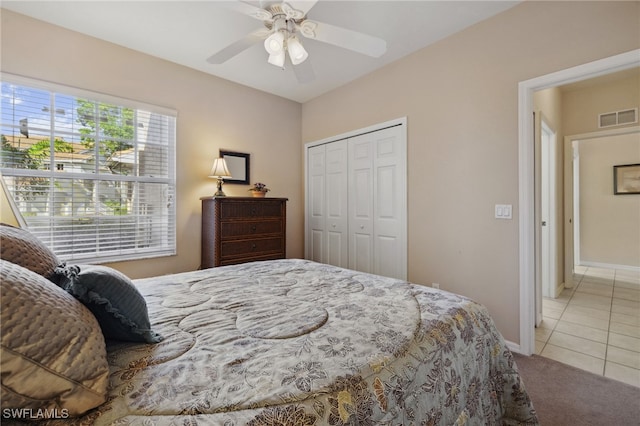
[{"x1": 56, "y1": 259, "x2": 538, "y2": 425}]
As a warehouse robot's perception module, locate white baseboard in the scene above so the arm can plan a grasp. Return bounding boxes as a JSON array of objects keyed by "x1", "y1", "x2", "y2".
[
  {"x1": 579, "y1": 261, "x2": 640, "y2": 272},
  {"x1": 505, "y1": 340, "x2": 525, "y2": 355}
]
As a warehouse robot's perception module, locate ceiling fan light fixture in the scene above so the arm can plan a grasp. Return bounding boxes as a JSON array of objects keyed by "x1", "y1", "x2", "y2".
[
  {"x1": 264, "y1": 31, "x2": 284, "y2": 55},
  {"x1": 268, "y1": 51, "x2": 286, "y2": 68},
  {"x1": 287, "y1": 36, "x2": 308, "y2": 65}
]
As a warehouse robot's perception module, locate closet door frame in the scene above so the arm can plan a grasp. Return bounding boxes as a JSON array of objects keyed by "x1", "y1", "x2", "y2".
[{"x1": 304, "y1": 117, "x2": 407, "y2": 279}]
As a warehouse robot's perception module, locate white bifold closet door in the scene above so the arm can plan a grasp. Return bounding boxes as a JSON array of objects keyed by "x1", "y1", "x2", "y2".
[
  {"x1": 348, "y1": 126, "x2": 406, "y2": 279},
  {"x1": 306, "y1": 120, "x2": 406, "y2": 280},
  {"x1": 307, "y1": 140, "x2": 349, "y2": 268}
]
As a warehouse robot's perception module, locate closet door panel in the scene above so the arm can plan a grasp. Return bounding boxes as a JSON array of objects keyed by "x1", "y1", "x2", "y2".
[
  {"x1": 377, "y1": 235, "x2": 401, "y2": 279},
  {"x1": 327, "y1": 231, "x2": 347, "y2": 267},
  {"x1": 348, "y1": 135, "x2": 374, "y2": 273},
  {"x1": 307, "y1": 145, "x2": 326, "y2": 263},
  {"x1": 373, "y1": 126, "x2": 406, "y2": 279},
  {"x1": 375, "y1": 164, "x2": 400, "y2": 236},
  {"x1": 309, "y1": 229, "x2": 324, "y2": 261},
  {"x1": 324, "y1": 140, "x2": 349, "y2": 268},
  {"x1": 352, "y1": 233, "x2": 372, "y2": 273}
]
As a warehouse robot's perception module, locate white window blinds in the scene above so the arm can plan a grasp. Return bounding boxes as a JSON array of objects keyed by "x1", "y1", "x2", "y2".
[{"x1": 1, "y1": 74, "x2": 176, "y2": 263}]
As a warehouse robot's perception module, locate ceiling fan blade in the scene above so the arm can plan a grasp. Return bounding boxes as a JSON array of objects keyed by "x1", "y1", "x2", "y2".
[
  {"x1": 206, "y1": 28, "x2": 270, "y2": 64},
  {"x1": 299, "y1": 20, "x2": 387, "y2": 58},
  {"x1": 222, "y1": 1, "x2": 273, "y2": 21},
  {"x1": 286, "y1": 0, "x2": 318, "y2": 17},
  {"x1": 293, "y1": 58, "x2": 315, "y2": 84}
]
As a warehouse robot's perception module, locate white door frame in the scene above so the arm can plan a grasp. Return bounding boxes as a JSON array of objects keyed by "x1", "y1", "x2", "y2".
[
  {"x1": 517, "y1": 49, "x2": 640, "y2": 355},
  {"x1": 540, "y1": 116, "x2": 557, "y2": 299},
  {"x1": 570, "y1": 139, "x2": 579, "y2": 283}
]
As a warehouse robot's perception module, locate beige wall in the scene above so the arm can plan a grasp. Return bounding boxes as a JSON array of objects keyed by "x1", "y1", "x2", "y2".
[
  {"x1": 579, "y1": 133, "x2": 640, "y2": 267},
  {"x1": 1, "y1": 9, "x2": 304, "y2": 278},
  {"x1": 563, "y1": 71, "x2": 640, "y2": 136},
  {"x1": 301, "y1": 1, "x2": 640, "y2": 343}
]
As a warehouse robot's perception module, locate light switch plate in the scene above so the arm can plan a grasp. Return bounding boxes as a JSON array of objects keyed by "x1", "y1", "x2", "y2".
[{"x1": 495, "y1": 204, "x2": 512, "y2": 219}]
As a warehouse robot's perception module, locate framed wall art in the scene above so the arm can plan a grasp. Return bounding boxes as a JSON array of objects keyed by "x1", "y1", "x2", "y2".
[
  {"x1": 220, "y1": 150, "x2": 250, "y2": 185},
  {"x1": 613, "y1": 163, "x2": 640, "y2": 195}
]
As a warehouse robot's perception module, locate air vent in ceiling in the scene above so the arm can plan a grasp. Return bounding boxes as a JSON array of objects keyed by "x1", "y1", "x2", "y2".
[{"x1": 599, "y1": 108, "x2": 638, "y2": 128}]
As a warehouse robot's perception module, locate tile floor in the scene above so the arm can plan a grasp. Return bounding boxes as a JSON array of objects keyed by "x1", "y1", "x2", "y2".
[{"x1": 536, "y1": 265, "x2": 640, "y2": 388}]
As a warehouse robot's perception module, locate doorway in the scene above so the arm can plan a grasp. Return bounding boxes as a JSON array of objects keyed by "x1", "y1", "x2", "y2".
[
  {"x1": 517, "y1": 49, "x2": 640, "y2": 356},
  {"x1": 536, "y1": 128, "x2": 640, "y2": 382}
]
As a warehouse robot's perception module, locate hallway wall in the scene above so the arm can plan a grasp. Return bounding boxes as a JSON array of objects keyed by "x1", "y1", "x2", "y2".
[{"x1": 578, "y1": 132, "x2": 640, "y2": 268}]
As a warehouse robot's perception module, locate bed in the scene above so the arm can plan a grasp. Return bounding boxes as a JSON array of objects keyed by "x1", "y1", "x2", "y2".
[{"x1": 1, "y1": 225, "x2": 538, "y2": 425}]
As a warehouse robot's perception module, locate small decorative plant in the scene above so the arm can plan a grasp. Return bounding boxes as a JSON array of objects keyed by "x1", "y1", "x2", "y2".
[{"x1": 249, "y1": 182, "x2": 270, "y2": 193}]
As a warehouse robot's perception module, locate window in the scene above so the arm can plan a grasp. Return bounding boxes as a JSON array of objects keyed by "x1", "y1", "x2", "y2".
[{"x1": 1, "y1": 74, "x2": 176, "y2": 263}]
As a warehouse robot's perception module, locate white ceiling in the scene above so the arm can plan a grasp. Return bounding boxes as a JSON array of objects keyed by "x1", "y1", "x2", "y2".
[{"x1": 2, "y1": 1, "x2": 520, "y2": 103}]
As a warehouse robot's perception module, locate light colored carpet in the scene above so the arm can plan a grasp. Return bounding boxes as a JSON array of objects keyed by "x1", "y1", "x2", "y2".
[{"x1": 513, "y1": 353, "x2": 640, "y2": 426}]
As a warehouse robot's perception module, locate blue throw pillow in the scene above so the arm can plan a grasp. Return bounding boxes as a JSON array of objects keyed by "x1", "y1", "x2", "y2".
[{"x1": 55, "y1": 264, "x2": 162, "y2": 344}]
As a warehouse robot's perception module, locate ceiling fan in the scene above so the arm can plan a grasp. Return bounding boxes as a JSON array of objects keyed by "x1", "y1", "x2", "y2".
[{"x1": 206, "y1": 1, "x2": 387, "y2": 83}]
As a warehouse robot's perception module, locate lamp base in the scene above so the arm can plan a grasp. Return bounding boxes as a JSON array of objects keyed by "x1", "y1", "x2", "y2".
[{"x1": 214, "y1": 178, "x2": 226, "y2": 197}]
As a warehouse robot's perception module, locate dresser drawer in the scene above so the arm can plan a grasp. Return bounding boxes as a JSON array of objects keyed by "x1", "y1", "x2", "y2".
[
  {"x1": 218, "y1": 252, "x2": 283, "y2": 266},
  {"x1": 220, "y1": 220, "x2": 283, "y2": 238},
  {"x1": 220, "y1": 237, "x2": 284, "y2": 260},
  {"x1": 220, "y1": 200, "x2": 284, "y2": 219}
]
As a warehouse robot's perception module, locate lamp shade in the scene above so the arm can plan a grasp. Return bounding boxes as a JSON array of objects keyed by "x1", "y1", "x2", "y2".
[
  {"x1": 268, "y1": 51, "x2": 286, "y2": 67},
  {"x1": 264, "y1": 31, "x2": 284, "y2": 55},
  {"x1": 287, "y1": 36, "x2": 308, "y2": 65},
  {"x1": 208, "y1": 158, "x2": 231, "y2": 178}
]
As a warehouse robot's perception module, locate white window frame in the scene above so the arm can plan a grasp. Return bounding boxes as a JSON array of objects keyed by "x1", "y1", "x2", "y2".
[{"x1": 1, "y1": 73, "x2": 177, "y2": 263}]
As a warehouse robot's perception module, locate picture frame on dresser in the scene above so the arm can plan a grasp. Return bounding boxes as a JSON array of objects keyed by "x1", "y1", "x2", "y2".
[{"x1": 220, "y1": 150, "x2": 250, "y2": 185}]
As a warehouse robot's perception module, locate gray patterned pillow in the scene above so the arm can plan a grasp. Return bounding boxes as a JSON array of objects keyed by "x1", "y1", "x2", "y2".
[
  {"x1": 55, "y1": 264, "x2": 163, "y2": 344},
  {"x1": 0, "y1": 223, "x2": 59, "y2": 279}
]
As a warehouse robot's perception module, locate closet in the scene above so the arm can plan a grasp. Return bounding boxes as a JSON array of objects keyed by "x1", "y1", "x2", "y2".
[{"x1": 305, "y1": 118, "x2": 407, "y2": 280}]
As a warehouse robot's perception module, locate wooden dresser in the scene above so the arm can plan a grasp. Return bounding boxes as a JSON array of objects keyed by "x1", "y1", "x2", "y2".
[{"x1": 201, "y1": 197, "x2": 287, "y2": 268}]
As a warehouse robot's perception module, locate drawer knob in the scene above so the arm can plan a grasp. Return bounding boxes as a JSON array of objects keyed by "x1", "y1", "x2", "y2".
[{"x1": 251, "y1": 225, "x2": 257, "y2": 232}]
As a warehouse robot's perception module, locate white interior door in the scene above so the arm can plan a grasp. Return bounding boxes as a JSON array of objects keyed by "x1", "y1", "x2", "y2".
[
  {"x1": 573, "y1": 140, "x2": 582, "y2": 270},
  {"x1": 534, "y1": 113, "x2": 543, "y2": 327},
  {"x1": 541, "y1": 118, "x2": 557, "y2": 298},
  {"x1": 569, "y1": 140, "x2": 579, "y2": 283}
]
